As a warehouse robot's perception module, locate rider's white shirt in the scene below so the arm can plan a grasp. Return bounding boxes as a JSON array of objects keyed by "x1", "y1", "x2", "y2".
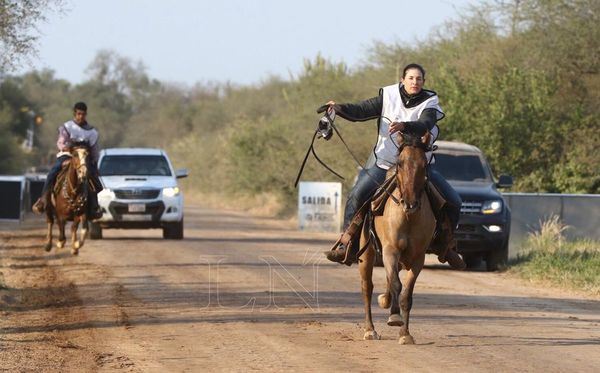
[
  {"x1": 375, "y1": 83, "x2": 443, "y2": 169},
  {"x1": 62, "y1": 120, "x2": 98, "y2": 147}
]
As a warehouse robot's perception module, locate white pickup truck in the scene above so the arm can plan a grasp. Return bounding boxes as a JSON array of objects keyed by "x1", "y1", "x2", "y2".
[{"x1": 90, "y1": 148, "x2": 187, "y2": 239}]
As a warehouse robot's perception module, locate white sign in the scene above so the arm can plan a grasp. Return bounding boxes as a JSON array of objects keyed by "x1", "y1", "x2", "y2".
[{"x1": 298, "y1": 181, "x2": 342, "y2": 232}]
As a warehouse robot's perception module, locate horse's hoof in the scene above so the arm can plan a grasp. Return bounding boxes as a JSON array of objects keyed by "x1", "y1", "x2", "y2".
[
  {"x1": 399, "y1": 335, "x2": 415, "y2": 345},
  {"x1": 71, "y1": 248, "x2": 79, "y2": 256},
  {"x1": 44, "y1": 243, "x2": 52, "y2": 252},
  {"x1": 73, "y1": 241, "x2": 81, "y2": 250},
  {"x1": 387, "y1": 314, "x2": 404, "y2": 327},
  {"x1": 363, "y1": 330, "x2": 380, "y2": 340},
  {"x1": 378, "y1": 294, "x2": 390, "y2": 309},
  {"x1": 57, "y1": 241, "x2": 65, "y2": 249}
]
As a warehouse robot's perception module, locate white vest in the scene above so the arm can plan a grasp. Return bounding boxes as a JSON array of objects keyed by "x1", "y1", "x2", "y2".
[
  {"x1": 63, "y1": 120, "x2": 98, "y2": 147},
  {"x1": 374, "y1": 83, "x2": 444, "y2": 169}
]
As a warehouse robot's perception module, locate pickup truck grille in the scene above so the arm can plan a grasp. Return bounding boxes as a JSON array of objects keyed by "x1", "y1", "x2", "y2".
[
  {"x1": 457, "y1": 224, "x2": 477, "y2": 233},
  {"x1": 114, "y1": 188, "x2": 160, "y2": 200},
  {"x1": 461, "y1": 200, "x2": 482, "y2": 214}
]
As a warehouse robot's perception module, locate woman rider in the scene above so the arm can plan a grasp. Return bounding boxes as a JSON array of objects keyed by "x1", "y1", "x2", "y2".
[{"x1": 323, "y1": 63, "x2": 465, "y2": 269}]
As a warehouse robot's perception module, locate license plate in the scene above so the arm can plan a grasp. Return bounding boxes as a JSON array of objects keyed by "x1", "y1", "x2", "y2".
[
  {"x1": 128, "y1": 203, "x2": 146, "y2": 213},
  {"x1": 121, "y1": 214, "x2": 152, "y2": 221}
]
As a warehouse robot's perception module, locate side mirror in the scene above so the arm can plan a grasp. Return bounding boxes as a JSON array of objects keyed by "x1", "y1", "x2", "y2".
[
  {"x1": 175, "y1": 168, "x2": 188, "y2": 179},
  {"x1": 497, "y1": 175, "x2": 513, "y2": 189}
]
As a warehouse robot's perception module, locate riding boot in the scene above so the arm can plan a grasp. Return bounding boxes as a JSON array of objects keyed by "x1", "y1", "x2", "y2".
[
  {"x1": 325, "y1": 233, "x2": 361, "y2": 266},
  {"x1": 87, "y1": 192, "x2": 103, "y2": 220},
  {"x1": 431, "y1": 225, "x2": 466, "y2": 270},
  {"x1": 324, "y1": 207, "x2": 366, "y2": 266},
  {"x1": 32, "y1": 191, "x2": 51, "y2": 214}
]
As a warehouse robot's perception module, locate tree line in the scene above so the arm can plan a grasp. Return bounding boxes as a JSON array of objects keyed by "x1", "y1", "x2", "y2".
[{"x1": 0, "y1": 0, "x2": 598, "y2": 214}]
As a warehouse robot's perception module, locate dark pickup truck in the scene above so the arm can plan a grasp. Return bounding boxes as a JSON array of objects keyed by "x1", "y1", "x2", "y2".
[{"x1": 430, "y1": 141, "x2": 513, "y2": 271}]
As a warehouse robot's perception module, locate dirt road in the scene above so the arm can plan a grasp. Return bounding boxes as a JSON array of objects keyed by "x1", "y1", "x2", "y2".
[{"x1": 1, "y1": 205, "x2": 599, "y2": 372}]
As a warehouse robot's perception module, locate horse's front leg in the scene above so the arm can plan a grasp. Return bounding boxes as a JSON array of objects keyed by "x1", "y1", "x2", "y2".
[
  {"x1": 398, "y1": 255, "x2": 424, "y2": 345},
  {"x1": 44, "y1": 213, "x2": 54, "y2": 252},
  {"x1": 381, "y1": 241, "x2": 404, "y2": 328},
  {"x1": 359, "y1": 234, "x2": 379, "y2": 340},
  {"x1": 70, "y1": 216, "x2": 81, "y2": 255},
  {"x1": 80, "y1": 216, "x2": 88, "y2": 245},
  {"x1": 56, "y1": 218, "x2": 67, "y2": 249}
]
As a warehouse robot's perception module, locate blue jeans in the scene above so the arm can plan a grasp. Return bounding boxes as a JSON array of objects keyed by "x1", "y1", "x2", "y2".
[
  {"x1": 42, "y1": 155, "x2": 71, "y2": 194},
  {"x1": 343, "y1": 166, "x2": 388, "y2": 230},
  {"x1": 428, "y1": 169, "x2": 462, "y2": 230},
  {"x1": 343, "y1": 166, "x2": 462, "y2": 232}
]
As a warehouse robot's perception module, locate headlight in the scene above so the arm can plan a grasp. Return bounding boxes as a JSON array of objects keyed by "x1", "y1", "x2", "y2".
[
  {"x1": 481, "y1": 200, "x2": 502, "y2": 214},
  {"x1": 163, "y1": 187, "x2": 180, "y2": 197}
]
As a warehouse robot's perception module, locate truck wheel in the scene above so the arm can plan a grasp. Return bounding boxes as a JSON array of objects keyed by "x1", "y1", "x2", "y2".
[
  {"x1": 486, "y1": 241, "x2": 508, "y2": 271},
  {"x1": 163, "y1": 218, "x2": 184, "y2": 240},
  {"x1": 89, "y1": 222, "x2": 102, "y2": 239}
]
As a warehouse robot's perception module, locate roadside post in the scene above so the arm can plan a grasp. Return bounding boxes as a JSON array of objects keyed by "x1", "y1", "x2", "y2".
[{"x1": 297, "y1": 181, "x2": 342, "y2": 232}]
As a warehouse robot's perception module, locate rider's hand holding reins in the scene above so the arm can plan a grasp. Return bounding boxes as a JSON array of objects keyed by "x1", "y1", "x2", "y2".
[
  {"x1": 316, "y1": 101, "x2": 336, "y2": 141},
  {"x1": 389, "y1": 121, "x2": 407, "y2": 136}
]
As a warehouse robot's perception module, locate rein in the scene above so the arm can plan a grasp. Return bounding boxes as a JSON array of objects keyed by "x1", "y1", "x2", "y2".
[{"x1": 294, "y1": 108, "x2": 400, "y2": 205}]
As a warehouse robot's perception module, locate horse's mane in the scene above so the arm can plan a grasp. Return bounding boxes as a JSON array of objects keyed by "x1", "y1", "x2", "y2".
[{"x1": 398, "y1": 132, "x2": 431, "y2": 152}]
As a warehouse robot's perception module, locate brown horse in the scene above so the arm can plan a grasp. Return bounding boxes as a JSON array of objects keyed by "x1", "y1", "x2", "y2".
[
  {"x1": 44, "y1": 143, "x2": 90, "y2": 255},
  {"x1": 359, "y1": 131, "x2": 436, "y2": 344}
]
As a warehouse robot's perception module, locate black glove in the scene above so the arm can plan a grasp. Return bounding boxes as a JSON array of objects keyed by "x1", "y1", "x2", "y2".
[
  {"x1": 317, "y1": 107, "x2": 336, "y2": 141},
  {"x1": 318, "y1": 115, "x2": 333, "y2": 140}
]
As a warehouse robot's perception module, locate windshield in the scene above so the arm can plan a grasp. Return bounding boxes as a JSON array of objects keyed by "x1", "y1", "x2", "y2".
[
  {"x1": 430, "y1": 153, "x2": 490, "y2": 182},
  {"x1": 99, "y1": 155, "x2": 172, "y2": 176}
]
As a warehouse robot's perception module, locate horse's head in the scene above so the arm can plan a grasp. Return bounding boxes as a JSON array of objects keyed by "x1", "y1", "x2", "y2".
[
  {"x1": 396, "y1": 131, "x2": 431, "y2": 215},
  {"x1": 70, "y1": 142, "x2": 90, "y2": 181}
]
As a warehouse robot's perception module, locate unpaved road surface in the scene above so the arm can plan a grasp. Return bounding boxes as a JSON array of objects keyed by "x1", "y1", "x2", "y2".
[{"x1": 1, "y1": 205, "x2": 599, "y2": 372}]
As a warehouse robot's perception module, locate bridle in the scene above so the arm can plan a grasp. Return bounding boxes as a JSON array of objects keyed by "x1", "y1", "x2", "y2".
[{"x1": 394, "y1": 133, "x2": 432, "y2": 213}]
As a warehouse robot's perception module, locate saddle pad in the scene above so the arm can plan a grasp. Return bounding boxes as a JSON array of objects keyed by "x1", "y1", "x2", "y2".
[{"x1": 370, "y1": 178, "x2": 448, "y2": 217}]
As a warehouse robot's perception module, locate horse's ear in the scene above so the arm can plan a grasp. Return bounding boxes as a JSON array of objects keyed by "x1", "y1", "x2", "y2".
[{"x1": 421, "y1": 131, "x2": 431, "y2": 145}]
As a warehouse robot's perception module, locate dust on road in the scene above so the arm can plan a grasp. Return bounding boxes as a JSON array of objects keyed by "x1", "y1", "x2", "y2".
[{"x1": 1, "y1": 206, "x2": 599, "y2": 372}]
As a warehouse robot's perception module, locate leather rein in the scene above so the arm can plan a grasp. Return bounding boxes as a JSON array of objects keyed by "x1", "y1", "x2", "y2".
[{"x1": 294, "y1": 107, "x2": 403, "y2": 204}]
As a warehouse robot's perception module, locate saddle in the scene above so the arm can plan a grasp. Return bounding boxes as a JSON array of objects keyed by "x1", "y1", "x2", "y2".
[
  {"x1": 52, "y1": 158, "x2": 102, "y2": 196},
  {"x1": 356, "y1": 178, "x2": 449, "y2": 261},
  {"x1": 370, "y1": 177, "x2": 447, "y2": 217},
  {"x1": 52, "y1": 159, "x2": 72, "y2": 195}
]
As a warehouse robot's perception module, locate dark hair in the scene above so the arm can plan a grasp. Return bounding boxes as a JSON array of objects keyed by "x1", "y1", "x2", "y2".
[
  {"x1": 402, "y1": 63, "x2": 426, "y2": 79},
  {"x1": 73, "y1": 102, "x2": 87, "y2": 112}
]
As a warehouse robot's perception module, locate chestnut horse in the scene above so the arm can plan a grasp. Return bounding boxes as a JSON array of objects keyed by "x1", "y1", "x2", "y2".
[
  {"x1": 44, "y1": 143, "x2": 91, "y2": 255},
  {"x1": 359, "y1": 131, "x2": 436, "y2": 344}
]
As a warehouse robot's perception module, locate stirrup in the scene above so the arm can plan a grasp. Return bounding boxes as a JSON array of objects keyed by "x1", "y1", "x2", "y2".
[
  {"x1": 444, "y1": 246, "x2": 466, "y2": 270},
  {"x1": 324, "y1": 238, "x2": 356, "y2": 266},
  {"x1": 32, "y1": 198, "x2": 45, "y2": 214}
]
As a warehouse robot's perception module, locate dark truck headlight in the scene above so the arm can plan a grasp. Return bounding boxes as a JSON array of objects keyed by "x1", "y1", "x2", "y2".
[{"x1": 481, "y1": 200, "x2": 502, "y2": 215}]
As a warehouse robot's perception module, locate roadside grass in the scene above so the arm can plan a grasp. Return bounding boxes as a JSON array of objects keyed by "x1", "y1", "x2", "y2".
[{"x1": 509, "y1": 215, "x2": 600, "y2": 296}]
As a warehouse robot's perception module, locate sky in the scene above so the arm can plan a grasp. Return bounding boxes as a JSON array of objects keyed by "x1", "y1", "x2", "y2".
[{"x1": 15, "y1": 0, "x2": 478, "y2": 86}]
